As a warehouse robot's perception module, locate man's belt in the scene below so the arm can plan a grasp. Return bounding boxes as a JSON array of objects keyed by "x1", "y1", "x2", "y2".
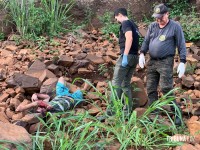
[{"x1": 151, "y1": 54, "x2": 174, "y2": 60}]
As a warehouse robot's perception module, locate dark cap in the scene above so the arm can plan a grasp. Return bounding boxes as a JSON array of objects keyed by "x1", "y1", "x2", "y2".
[{"x1": 152, "y1": 4, "x2": 168, "y2": 18}]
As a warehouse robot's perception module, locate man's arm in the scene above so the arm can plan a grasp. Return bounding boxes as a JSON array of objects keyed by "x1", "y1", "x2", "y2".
[
  {"x1": 175, "y1": 24, "x2": 187, "y2": 63},
  {"x1": 124, "y1": 31, "x2": 133, "y2": 55},
  {"x1": 140, "y1": 24, "x2": 152, "y2": 54}
]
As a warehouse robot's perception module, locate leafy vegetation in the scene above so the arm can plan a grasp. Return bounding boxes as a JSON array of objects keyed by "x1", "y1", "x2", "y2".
[
  {"x1": 99, "y1": 12, "x2": 120, "y2": 38},
  {"x1": 167, "y1": 0, "x2": 200, "y2": 42},
  {"x1": 0, "y1": 32, "x2": 4, "y2": 41},
  {"x1": 4, "y1": 0, "x2": 74, "y2": 39}
]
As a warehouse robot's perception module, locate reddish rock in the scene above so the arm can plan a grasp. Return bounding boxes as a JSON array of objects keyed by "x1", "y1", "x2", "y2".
[
  {"x1": 187, "y1": 120, "x2": 200, "y2": 142},
  {"x1": 21, "y1": 113, "x2": 42, "y2": 124},
  {"x1": 134, "y1": 108, "x2": 147, "y2": 117},
  {"x1": 0, "y1": 49, "x2": 13, "y2": 57},
  {"x1": 0, "y1": 122, "x2": 32, "y2": 148},
  {"x1": 75, "y1": 53, "x2": 87, "y2": 60},
  {"x1": 12, "y1": 112, "x2": 24, "y2": 120},
  {"x1": 0, "y1": 68, "x2": 6, "y2": 81},
  {"x1": 0, "y1": 93, "x2": 9, "y2": 103},
  {"x1": 47, "y1": 64, "x2": 59, "y2": 74},
  {"x1": 15, "y1": 87, "x2": 25, "y2": 94},
  {"x1": 6, "y1": 73, "x2": 41, "y2": 93},
  {"x1": 78, "y1": 68, "x2": 92, "y2": 74},
  {"x1": 88, "y1": 106, "x2": 100, "y2": 115},
  {"x1": 58, "y1": 55, "x2": 74, "y2": 67},
  {"x1": 86, "y1": 92, "x2": 100, "y2": 100},
  {"x1": 86, "y1": 54, "x2": 105, "y2": 65},
  {"x1": 131, "y1": 77, "x2": 148, "y2": 107},
  {"x1": 0, "y1": 111, "x2": 9, "y2": 123},
  {"x1": 5, "y1": 45, "x2": 18, "y2": 51},
  {"x1": 194, "y1": 82, "x2": 200, "y2": 89},
  {"x1": 5, "y1": 88, "x2": 16, "y2": 97},
  {"x1": 182, "y1": 75, "x2": 195, "y2": 88},
  {"x1": 106, "y1": 50, "x2": 118, "y2": 59},
  {"x1": 9, "y1": 98, "x2": 21, "y2": 110},
  {"x1": 96, "y1": 81, "x2": 107, "y2": 93},
  {"x1": 29, "y1": 122, "x2": 42, "y2": 134},
  {"x1": 175, "y1": 143, "x2": 198, "y2": 150},
  {"x1": 40, "y1": 78, "x2": 58, "y2": 97},
  {"x1": 5, "y1": 108, "x2": 15, "y2": 119}
]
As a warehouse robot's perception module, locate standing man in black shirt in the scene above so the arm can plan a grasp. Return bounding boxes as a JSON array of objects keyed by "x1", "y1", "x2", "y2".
[
  {"x1": 107, "y1": 8, "x2": 139, "y2": 116},
  {"x1": 139, "y1": 4, "x2": 186, "y2": 126}
]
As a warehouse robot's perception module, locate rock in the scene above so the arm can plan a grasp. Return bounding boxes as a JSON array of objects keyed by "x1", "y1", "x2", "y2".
[
  {"x1": 26, "y1": 69, "x2": 56, "y2": 83},
  {"x1": 0, "y1": 68, "x2": 6, "y2": 81},
  {"x1": 96, "y1": 81, "x2": 107, "y2": 93},
  {"x1": 6, "y1": 73, "x2": 41, "y2": 93},
  {"x1": 190, "y1": 45, "x2": 200, "y2": 55},
  {"x1": 5, "y1": 45, "x2": 18, "y2": 51},
  {"x1": 75, "y1": 53, "x2": 87, "y2": 60},
  {"x1": 195, "y1": 69, "x2": 200, "y2": 75},
  {"x1": 70, "y1": 60, "x2": 90, "y2": 74},
  {"x1": 0, "y1": 122, "x2": 32, "y2": 149},
  {"x1": 88, "y1": 106, "x2": 100, "y2": 115},
  {"x1": 134, "y1": 108, "x2": 147, "y2": 117},
  {"x1": 5, "y1": 108, "x2": 15, "y2": 119},
  {"x1": 0, "y1": 111, "x2": 9, "y2": 123},
  {"x1": 175, "y1": 143, "x2": 198, "y2": 150},
  {"x1": 106, "y1": 50, "x2": 118, "y2": 59},
  {"x1": 12, "y1": 112, "x2": 24, "y2": 120},
  {"x1": 15, "y1": 87, "x2": 25, "y2": 94},
  {"x1": 131, "y1": 77, "x2": 148, "y2": 107},
  {"x1": 182, "y1": 75, "x2": 195, "y2": 88},
  {"x1": 194, "y1": 82, "x2": 200, "y2": 89},
  {"x1": 9, "y1": 98, "x2": 21, "y2": 110},
  {"x1": 138, "y1": 27, "x2": 147, "y2": 37},
  {"x1": 188, "y1": 116, "x2": 199, "y2": 122},
  {"x1": 58, "y1": 55, "x2": 74, "y2": 67},
  {"x1": 86, "y1": 54, "x2": 105, "y2": 65},
  {"x1": 86, "y1": 92, "x2": 100, "y2": 100},
  {"x1": 40, "y1": 78, "x2": 58, "y2": 97},
  {"x1": 21, "y1": 113, "x2": 42, "y2": 124},
  {"x1": 28, "y1": 59, "x2": 46, "y2": 71},
  {"x1": 47, "y1": 64, "x2": 59, "y2": 74},
  {"x1": 78, "y1": 68, "x2": 92, "y2": 74},
  {"x1": 187, "y1": 120, "x2": 200, "y2": 142},
  {"x1": 0, "y1": 93, "x2": 9, "y2": 103},
  {"x1": 5, "y1": 88, "x2": 16, "y2": 97},
  {"x1": 29, "y1": 122, "x2": 42, "y2": 134},
  {"x1": 0, "y1": 49, "x2": 12, "y2": 57}
]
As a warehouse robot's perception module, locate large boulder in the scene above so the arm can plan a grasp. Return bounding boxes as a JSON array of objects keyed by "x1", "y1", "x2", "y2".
[
  {"x1": 6, "y1": 73, "x2": 41, "y2": 93},
  {"x1": 0, "y1": 122, "x2": 32, "y2": 149}
]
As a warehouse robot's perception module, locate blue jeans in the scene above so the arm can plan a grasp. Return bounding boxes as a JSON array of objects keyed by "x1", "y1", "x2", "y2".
[{"x1": 110, "y1": 54, "x2": 138, "y2": 114}]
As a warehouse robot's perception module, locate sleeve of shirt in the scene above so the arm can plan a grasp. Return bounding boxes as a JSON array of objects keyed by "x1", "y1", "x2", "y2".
[
  {"x1": 140, "y1": 24, "x2": 152, "y2": 54},
  {"x1": 175, "y1": 24, "x2": 187, "y2": 63},
  {"x1": 122, "y1": 21, "x2": 132, "y2": 33}
]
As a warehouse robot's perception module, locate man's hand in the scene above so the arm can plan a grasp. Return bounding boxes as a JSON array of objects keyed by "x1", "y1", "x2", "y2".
[
  {"x1": 177, "y1": 62, "x2": 185, "y2": 78},
  {"x1": 122, "y1": 54, "x2": 128, "y2": 67},
  {"x1": 139, "y1": 53, "x2": 145, "y2": 68}
]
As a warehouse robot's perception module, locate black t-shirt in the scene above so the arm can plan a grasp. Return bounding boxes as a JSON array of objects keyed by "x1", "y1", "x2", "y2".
[{"x1": 119, "y1": 20, "x2": 139, "y2": 55}]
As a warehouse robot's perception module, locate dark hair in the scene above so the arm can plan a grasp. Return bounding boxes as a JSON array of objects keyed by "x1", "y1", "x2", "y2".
[{"x1": 114, "y1": 8, "x2": 128, "y2": 17}]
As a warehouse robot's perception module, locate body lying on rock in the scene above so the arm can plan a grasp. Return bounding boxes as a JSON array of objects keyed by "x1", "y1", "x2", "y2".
[{"x1": 16, "y1": 77, "x2": 89, "y2": 113}]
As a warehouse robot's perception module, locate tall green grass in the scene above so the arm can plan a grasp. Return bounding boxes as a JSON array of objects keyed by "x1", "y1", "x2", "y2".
[{"x1": 5, "y1": 0, "x2": 74, "y2": 38}]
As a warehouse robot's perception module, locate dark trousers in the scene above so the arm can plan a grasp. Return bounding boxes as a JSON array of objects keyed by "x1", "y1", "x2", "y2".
[
  {"x1": 110, "y1": 54, "x2": 138, "y2": 114},
  {"x1": 146, "y1": 56, "x2": 179, "y2": 112}
]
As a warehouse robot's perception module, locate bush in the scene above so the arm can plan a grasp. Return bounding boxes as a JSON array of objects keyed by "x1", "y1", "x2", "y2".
[
  {"x1": 99, "y1": 12, "x2": 120, "y2": 38},
  {"x1": 5, "y1": 0, "x2": 74, "y2": 39},
  {"x1": 167, "y1": 0, "x2": 200, "y2": 42}
]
